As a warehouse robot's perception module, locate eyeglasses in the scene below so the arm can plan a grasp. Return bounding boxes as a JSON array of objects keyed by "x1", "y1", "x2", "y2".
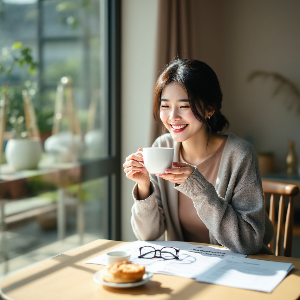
[{"x1": 138, "y1": 246, "x2": 180, "y2": 260}]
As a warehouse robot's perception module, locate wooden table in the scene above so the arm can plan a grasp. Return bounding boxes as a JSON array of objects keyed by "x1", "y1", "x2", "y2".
[{"x1": 1, "y1": 239, "x2": 300, "y2": 300}]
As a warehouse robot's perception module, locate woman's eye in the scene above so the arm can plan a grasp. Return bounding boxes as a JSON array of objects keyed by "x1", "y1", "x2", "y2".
[
  {"x1": 161, "y1": 105, "x2": 169, "y2": 108},
  {"x1": 180, "y1": 106, "x2": 190, "y2": 108}
]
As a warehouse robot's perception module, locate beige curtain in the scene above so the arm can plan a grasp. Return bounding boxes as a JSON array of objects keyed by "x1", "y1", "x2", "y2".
[{"x1": 149, "y1": 0, "x2": 196, "y2": 145}]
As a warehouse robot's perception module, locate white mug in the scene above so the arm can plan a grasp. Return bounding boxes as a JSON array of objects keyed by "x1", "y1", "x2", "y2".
[
  {"x1": 105, "y1": 251, "x2": 131, "y2": 266},
  {"x1": 143, "y1": 147, "x2": 174, "y2": 174}
]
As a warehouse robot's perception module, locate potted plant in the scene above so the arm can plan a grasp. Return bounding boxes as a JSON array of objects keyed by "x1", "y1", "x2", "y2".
[
  {"x1": 5, "y1": 105, "x2": 42, "y2": 171},
  {"x1": 0, "y1": 42, "x2": 43, "y2": 170}
]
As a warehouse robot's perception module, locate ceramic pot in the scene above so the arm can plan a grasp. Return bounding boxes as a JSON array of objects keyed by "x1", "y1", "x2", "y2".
[
  {"x1": 84, "y1": 129, "x2": 104, "y2": 159},
  {"x1": 44, "y1": 131, "x2": 85, "y2": 162},
  {"x1": 5, "y1": 139, "x2": 43, "y2": 171}
]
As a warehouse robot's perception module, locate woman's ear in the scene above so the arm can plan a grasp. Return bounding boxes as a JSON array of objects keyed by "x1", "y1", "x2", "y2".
[{"x1": 206, "y1": 109, "x2": 215, "y2": 119}]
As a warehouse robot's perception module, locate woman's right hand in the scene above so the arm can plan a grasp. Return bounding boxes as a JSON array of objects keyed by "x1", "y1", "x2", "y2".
[{"x1": 123, "y1": 148, "x2": 150, "y2": 187}]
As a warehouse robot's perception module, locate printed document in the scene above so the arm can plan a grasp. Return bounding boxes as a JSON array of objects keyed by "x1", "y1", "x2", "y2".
[
  {"x1": 195, "y1": 256, "x2": 294, "y2": 293},
  {"x1": 85, "y1": 241, "x2": 245, "y2": 278}
]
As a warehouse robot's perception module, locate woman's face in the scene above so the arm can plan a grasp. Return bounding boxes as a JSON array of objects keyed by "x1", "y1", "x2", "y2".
[{"x1": 160, "y1": 82, "x2": 205, "y2": 143}]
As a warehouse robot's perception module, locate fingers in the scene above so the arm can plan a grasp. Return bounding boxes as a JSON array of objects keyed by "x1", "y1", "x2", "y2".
[
  {"x1": 123, "y1": 159, "x2": 144, "y2": 169},
  {"x1": 158, "y1": 164, "x2": 195, "y2": 184},
  {"x1": 125, "y1": 168, "x2": 142, "y2": 178},
  {"x1": 123, "y1": 150, "x2": 146, "y2": 176},
  {"x1": 125, "y1": 152, "x2": 144, "y2": 163},
  {"x1": 124, "y1": 162, "x2": 145, "y2": 179},
  {"x1": 124, "y1": 165, "x2": 144, "y2": 174},
  {"x1": 123, "y1": 157, "x2": 145, "y2": 175},
  {"x1": 123, "y1": 149, "x2": 150, "y2": 184},
  {"x1": 124, "y1": 148, "x2": 143, "y2": 163},
  {"x1": 165, "y1": 165, "x2": 193, "y2": 175},
  {"x1": 164, "y1": 168, "x2": 185, "y2": 175},
  {"x1": 123, "y1": 148, "x2": 145, "y2": 173},
  {"x1": 171, "y1": 162, "x2": 189, "y2": 168},
  {"x1": 135, "y1": 148, "x2": 143, "y2": 156},
  {"x1": 158, "y1": 173, "x2": 187, "y2": 184}
]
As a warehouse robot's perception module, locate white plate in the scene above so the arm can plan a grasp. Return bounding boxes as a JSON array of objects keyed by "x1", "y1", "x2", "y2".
[{"x1": 93, "y1": 270, "x2": 153, "y2": 288}]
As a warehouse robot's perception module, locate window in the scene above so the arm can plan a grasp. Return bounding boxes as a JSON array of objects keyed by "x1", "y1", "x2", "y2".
[{"x1": 0, "y1": 0, "x2": 121, "y2": 276}]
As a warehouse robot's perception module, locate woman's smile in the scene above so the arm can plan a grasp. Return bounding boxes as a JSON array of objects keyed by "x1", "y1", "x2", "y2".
[{"x1": 170, "y1": 124, "x2": 188, "y2": 132}]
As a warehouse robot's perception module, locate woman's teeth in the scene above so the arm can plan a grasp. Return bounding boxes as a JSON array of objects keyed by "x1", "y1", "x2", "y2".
[{"x1": 171, "y1": 124, "x2": 187, "y2": 129}]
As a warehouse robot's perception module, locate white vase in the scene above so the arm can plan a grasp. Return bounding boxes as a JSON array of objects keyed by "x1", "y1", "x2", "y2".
[
  {"x1": 44, "y1": 131, "x2": 85, "y2": 162},
  {"x1": 84, "y1": 129, "x2": 104, "y2": 159},
  {"x1": 5, "y1": 139, "x2": 43, "y2": 171}
]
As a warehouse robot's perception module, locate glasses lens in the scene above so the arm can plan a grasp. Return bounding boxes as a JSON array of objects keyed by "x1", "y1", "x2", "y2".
[
  {"x1": 140, "y1": 246, "x2": 155, "y2": 258},
  {"x1": 161, "y1": 247, "x2": 178, "y2": 259}
]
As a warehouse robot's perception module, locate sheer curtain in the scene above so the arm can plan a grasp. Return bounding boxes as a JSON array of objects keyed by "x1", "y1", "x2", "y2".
[{"x1": 150, "y1": 0, "x2": 196, "y2": 145}]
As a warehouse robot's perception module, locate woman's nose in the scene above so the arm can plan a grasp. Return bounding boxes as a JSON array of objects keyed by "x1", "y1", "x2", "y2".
[{"x1": 169, "y1": 108, "x2": 181, "y2": 121}]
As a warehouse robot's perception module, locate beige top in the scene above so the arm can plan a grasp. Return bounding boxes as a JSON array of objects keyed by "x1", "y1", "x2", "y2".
[{"x1": 178, "y1": 138, "x2": 227, "y2": 243}]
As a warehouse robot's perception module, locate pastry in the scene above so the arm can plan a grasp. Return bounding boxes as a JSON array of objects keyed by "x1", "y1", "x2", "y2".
[{"x1": 102, "y1": 261, "x2": 145, "y2": 283}]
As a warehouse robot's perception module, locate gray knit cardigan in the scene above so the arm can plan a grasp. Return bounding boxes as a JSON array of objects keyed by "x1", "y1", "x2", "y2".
[{"x1": 131, "y1": 133, "x2": 274, "y2": 255}]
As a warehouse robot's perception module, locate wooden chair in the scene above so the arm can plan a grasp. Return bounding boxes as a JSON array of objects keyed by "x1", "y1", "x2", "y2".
[{"x1": 262, "y1": 180, "x2": 299, "y2": 257}]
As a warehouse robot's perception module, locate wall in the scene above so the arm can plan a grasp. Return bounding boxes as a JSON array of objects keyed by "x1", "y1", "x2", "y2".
[
  {"x1": 121, "y1": 0, "x2": 158, "y2": 241},
  {"x1": 193, "y1": 0, "x2": 300, "y2": 172}
]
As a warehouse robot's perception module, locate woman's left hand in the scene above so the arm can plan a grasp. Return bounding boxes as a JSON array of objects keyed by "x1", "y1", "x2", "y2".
[{"x1": 158, "y1": 162, "x2": 195, "y2": 185}]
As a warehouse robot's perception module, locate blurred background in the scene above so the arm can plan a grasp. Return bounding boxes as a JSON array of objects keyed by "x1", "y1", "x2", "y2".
[{"x1": 0, "y1": 0, "x2": 300, "y2": 278}]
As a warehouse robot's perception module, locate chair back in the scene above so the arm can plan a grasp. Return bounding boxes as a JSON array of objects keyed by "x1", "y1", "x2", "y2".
[{"x1": 262, "y1": 180, "x2": 299, "y2": 256}]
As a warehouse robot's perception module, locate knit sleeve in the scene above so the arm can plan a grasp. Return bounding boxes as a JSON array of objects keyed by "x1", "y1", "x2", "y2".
[
  {"x1": 130, "y1": 136, "x2": 169, "y2": 241},
  {"x1": 131, "y1": 178, "x2": 166, "y2": 241},
  {"x1": 175, "y1": 158, "x2": 265, "y2": 255}
]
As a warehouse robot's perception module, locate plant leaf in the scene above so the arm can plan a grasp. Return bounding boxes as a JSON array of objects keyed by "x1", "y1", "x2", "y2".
[
  {"x1": 28, "y1": 68, "x2": 36, "y2": 74},
  {"x1": 12, "y1": 42, "x2": 23, "y2": 49}
]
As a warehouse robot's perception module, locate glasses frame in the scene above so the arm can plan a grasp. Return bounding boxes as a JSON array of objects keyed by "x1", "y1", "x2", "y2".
[{"x1": 138, "y1": 246, "x2": 180, "y2": 260}]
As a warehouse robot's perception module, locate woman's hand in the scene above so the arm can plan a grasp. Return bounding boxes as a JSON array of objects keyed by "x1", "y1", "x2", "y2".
[
  {"x1": 158, "y1": 162, "x2": 194, "y2": 185},
  {"x1": 123, "y1": 148, "x2": 150, "y2": 186}
]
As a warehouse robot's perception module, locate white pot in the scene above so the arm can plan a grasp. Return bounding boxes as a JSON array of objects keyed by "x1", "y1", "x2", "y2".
[
  {"x1": 44, "y1": 131, "x2": 85, "y2": 162},
  {"x1": 5, "y1": 139, "x2": 43, "y2": 171},
  {"x1": 84, "y1": 129, "x2": 104, "y2": 159}
]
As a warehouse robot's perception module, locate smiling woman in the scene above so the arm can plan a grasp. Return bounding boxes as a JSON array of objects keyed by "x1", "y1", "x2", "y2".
[{"x1": 124, "y1": 58, "x2": 274, "y2": 255}]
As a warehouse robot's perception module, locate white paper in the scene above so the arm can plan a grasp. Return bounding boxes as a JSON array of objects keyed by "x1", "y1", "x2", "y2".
[
  {"x1": 177, "y1": 243, "x2": 246, "y2": 258},
  {"x1": 84, "y1": 241, "x2": 246, "y2": 278},
  {"x1": 195, "y1": 256, "x2": 294, "y2": 293},
  {"x1": 155, "y1": 251, "x2": 223, "y2": 278}
]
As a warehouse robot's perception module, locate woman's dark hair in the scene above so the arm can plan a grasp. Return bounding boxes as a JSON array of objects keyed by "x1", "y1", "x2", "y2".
[{"x1": 153, "y1": 58, "x2": 229, "y2": 134}]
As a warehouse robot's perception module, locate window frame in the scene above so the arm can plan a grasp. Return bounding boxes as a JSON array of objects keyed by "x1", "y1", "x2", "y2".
[{"x1": 36, "y1": 0, "x2": 121, "y2": 240}]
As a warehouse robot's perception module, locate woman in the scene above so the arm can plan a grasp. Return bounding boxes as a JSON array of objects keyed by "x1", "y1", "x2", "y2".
[{"x1": 123, "y1": 59, "x2": 274, "y2": 255}]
